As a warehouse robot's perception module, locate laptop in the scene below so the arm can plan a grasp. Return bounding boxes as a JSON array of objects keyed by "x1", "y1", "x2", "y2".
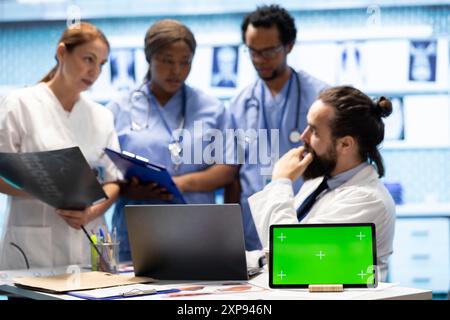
[
  {"x1": 125, "y1": 204, "x2": 251, "y2": 281},
  {"x1": 269, "y1": 223, "x2": 378, "y2": 288}
]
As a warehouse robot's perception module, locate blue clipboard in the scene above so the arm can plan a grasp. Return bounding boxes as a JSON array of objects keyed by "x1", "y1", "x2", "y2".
[{"x1": 104, "y1": 148, "x2": 186, "y2": 204}]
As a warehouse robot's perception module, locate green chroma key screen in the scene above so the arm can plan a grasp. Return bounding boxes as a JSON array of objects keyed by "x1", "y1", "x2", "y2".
[{"x1": 269, "y1": 224, "x2": 377, "y2": 288}]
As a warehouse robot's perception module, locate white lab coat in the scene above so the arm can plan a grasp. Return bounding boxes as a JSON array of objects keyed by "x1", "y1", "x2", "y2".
[
  {"x1": 0, "y1": 83, "x2": 120, "y2": 269},
  {"x1": 248, "y1": 165, "x2": 396, "y2": 281}
]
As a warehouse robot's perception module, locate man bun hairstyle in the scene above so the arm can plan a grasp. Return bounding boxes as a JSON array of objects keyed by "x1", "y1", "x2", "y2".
[
  {"x1": 319, "y1": 86, "x2": 392, "y2": 177},
  {"x1": 373, "y1": 96, "x2": 393, "y2": 118}
]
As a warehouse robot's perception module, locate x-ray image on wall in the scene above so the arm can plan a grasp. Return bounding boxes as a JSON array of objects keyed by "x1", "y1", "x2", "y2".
[
  {"x1": 384, "y1": 97, "x2": 405, "y2": 141},
  {"x1": 336, "y1": 41, "x2": 366, "y2": 86},
  {"x1": 408, "y1": 40, "x2": 437, "y2": 82},
  {"x1": 110, "y1": 48, "x2": 136, "y2": 92},
  {"x1": 211, "y1": 45, "x2": 238, "y2": 88}
]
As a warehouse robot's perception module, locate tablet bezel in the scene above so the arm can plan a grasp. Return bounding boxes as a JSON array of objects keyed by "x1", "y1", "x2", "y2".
[{"x1": 269, "y1": 223, "x2": 378, "y2": 289}]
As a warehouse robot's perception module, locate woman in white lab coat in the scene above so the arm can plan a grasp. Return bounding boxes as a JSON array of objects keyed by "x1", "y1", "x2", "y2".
[{"x1": 0, "y1": 23, "x2": 120, "y2": 269}]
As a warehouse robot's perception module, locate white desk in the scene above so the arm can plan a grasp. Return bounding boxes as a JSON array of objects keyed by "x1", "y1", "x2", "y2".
[{"x1": 0, "y1": 270, "x2": 432, "y2": 300}]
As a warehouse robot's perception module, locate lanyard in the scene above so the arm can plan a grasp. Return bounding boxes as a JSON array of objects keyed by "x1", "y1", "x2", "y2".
[
  {"x1": 146, "y1": 84, "x2": 187, "y2": 142},
  {"x1": 260, "y1": 70, "x2": 294, "y2": 148}
]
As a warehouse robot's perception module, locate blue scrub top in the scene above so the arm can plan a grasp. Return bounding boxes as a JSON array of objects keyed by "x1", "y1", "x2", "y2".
[
  {"x1": 107, "y1": 84, "x2": 228, "y2": 261},
  {"x1": 228, "y1": 69, "x2": 329, "y2": 251}
]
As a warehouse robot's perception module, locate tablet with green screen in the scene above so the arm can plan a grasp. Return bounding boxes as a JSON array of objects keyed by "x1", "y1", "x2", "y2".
[{"x1": 269, "y1": 223, "x2": 377, "y2": 288}]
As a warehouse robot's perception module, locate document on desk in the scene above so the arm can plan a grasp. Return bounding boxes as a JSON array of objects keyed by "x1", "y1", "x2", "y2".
[
  {"x1": 68, "y1": 282, "x2": 267, "y2": 300},
  {"x1": 248, "y1": 272, "x2": 400, "y2": 300},
  {"x1": 162, "y1": 282, "x2": 267, "y2": 299},
  {"x1": 13, "y1": 271, "x2": 154, "y2": 293},
  {"x1": 0, "y1": 147, "x2": 107, "y2": 210},
  {"x1": 0, "y1": 266, "x2": 70, "y2": 286},
  {"x1": 67, "y1": 283, "x2": 180, "y2": 300}
]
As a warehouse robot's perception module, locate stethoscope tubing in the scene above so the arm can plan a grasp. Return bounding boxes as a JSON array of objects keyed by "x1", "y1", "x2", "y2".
[
  {"x1": 245, "y1": 68, "x2": 301, "y2": 135},
  {"x1": 129, "y1": 82, "x2": 187, "y2": 139}
]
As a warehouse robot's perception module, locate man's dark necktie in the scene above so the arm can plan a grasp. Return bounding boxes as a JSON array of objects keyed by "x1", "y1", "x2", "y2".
[{"x1": 296, "y1": 177, "x2": 329, "y2": 222}]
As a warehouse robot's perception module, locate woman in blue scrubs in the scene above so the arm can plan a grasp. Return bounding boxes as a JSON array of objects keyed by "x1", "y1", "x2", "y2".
[{"x1": 107, "y1": 19, "x2": 237, "y2": 261}]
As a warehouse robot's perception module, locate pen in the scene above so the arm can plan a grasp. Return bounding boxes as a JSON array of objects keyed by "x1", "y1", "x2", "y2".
[
  {"x1": 104, "y1": 231, "x2": 114, "y2": 267},
  {"x1": 98, "y1": 227, "x2": 105, "y2": 243},
  {"x1": 121, "y1": 288, "x2": 180, "y2": 298},
  {"x1": 112, "y1": 226, "x2": 117, "y2": 244},
  {"x1": 122, "y1": 288, "x2": 156, "y2": 297},
  {"x1": 155, "y1": 289, "x2": 181, "y2": 295},
  {"x1": 83, "y1": 226, "x2": 100, "y2": 255},
  {"x1": 82, "y1": 226, "x2": 110, "y2": 273},
  {"x1": 90, "y1": 233, "x2": 97, "y2": 245},
  {"x1": 166, "y1": 291, "x2": 212, "y2": 298},
  {"x1": 90, "y1": 232, "x2": 98, "y2": 271},
  {"x1": 105, "y1": 232, "x2": 112, "y2": 243}
]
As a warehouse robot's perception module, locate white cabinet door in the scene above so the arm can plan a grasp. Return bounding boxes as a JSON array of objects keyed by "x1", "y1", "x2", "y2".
[{"x1": 389, "y1": 218, "x2": 450, "y2": 293}]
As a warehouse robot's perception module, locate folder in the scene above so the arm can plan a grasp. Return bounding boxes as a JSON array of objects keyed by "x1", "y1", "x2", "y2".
[
  {"x1": 104, "y1": 148, "x2": 186, "y2": 204},
  {"x1": 13, "y1": 271, "x2": 154, "y2": 293},
  {"x1": 0, "y1": 147, "x2": 107, "y2": 210}
]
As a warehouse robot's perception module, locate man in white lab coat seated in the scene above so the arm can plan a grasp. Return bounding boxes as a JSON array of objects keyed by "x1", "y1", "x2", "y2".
[{"x1": 248, "y1": 86, "x2": 396, "y2": 281}]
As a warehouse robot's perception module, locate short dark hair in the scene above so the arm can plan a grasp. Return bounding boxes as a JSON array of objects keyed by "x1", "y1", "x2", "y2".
[
  {"x1": 319, "y1": 86, "x2": 393, "y2": 177},
  {"x1": 241, "y1": 4, "x2": 297, "y2": 46}
]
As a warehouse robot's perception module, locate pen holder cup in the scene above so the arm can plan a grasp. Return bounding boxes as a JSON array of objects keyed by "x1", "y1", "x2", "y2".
[{"x1": 91, "y1": 242, "x2": 120, "y2": 274}]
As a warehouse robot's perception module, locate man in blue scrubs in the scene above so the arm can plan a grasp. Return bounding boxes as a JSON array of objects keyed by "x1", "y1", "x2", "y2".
[{"x1": 227, "y1": 5, "x2": 329, "y2": 251}]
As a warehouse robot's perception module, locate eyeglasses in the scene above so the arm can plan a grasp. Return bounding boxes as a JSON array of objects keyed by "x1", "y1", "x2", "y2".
[{"x1": 246, "y1": 44, "x2": 284, "y2": 59}]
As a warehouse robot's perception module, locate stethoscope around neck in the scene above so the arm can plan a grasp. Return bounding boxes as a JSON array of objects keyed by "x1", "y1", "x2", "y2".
[
  {"x1": 128, "y1": 82, "x2": 187, "y2": 169},
  {"x1": 244, "y1": 68, "x2": 302, "y2": 144}
]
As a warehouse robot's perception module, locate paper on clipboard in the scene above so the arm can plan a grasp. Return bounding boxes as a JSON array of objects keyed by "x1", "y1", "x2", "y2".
[
  {"x1": 13, "y1": 271, "x2": 154, "y2": 293},
  {"x1": 104, "y1": 148, "x2": 186, "y2": 204},
  {"x1": 69, "y1": 282, "x2": 266, "y2": 300},
  {"x1": 66, "y1": 283, "x2": 179, "y2": 300}
]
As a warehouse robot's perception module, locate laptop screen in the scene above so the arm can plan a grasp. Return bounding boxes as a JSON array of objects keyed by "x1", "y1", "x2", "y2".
[
  {"x1": 125, "y1": 204, "x2": 249, "y2": 281},
  {"x1": 269, "y1": 223, "x2": 377, "y2": 288}
]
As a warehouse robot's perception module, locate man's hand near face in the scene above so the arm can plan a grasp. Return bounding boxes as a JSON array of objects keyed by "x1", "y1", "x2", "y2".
[{"x1": 271, "y1": 146, "x2": 314, "y2": 182}]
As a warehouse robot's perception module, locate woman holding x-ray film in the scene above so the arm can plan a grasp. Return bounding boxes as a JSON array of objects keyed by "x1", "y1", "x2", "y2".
[
  {"x1": 0, "y1": 23, "x2": 120, "y2": 269},
  {"x1": 107, "y1": 19, "x2": 237, "y2": 262}
]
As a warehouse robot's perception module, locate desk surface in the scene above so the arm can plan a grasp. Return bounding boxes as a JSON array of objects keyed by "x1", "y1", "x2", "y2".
[{"x1": 0, "y1": 272, "x2": 432, "y2": 300}]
